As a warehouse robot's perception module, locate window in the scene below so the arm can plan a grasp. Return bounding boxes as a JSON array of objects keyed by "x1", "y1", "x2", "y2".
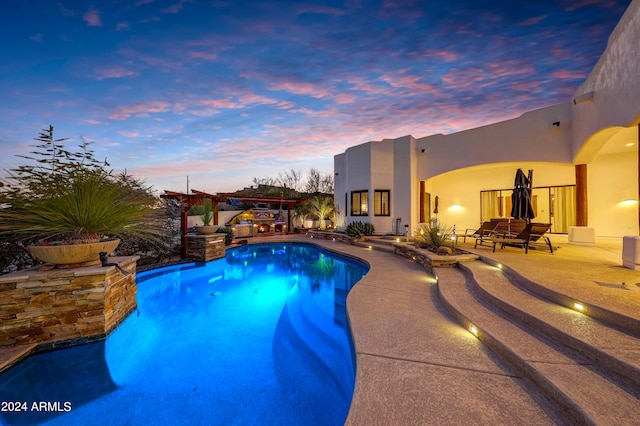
[
  {"x1": 374, "y1": 190, "x2": 390, "y2": 216},
  {"x1": 351, "y1": 190, "x2": 369, "y2": 216}
]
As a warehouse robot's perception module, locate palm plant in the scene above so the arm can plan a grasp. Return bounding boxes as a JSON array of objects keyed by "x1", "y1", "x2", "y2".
[{"x1": 307, "y1": 195, "x2": 335, "y2": 230}]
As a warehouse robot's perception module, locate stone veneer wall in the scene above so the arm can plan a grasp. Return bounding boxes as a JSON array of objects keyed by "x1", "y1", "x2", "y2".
[
  {"x1": 0, "y1": 256, "x2": 138, "y2": 349},
  {"x1": 185, "y1": 234, "x2": 226, "y2": 262}
]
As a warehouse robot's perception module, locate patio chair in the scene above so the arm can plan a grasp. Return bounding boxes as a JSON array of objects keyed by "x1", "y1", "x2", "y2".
[
  {"x1": 462, "y1": 221, "x2": 500, "y2": 243},
  {"x1": 490, "y1": 223, "x2": 554, "y2": 254}
]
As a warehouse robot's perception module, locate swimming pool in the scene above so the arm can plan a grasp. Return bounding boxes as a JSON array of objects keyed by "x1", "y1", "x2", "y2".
[{"x1": 0, "y1": 243, "x2": 369, "y2": 425}]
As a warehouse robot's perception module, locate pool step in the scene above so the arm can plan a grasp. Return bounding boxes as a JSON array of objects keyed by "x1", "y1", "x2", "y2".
[
  {"x1": 282, "y1": 284, "x2": 354, "y2": 399},
  {"x1": 437, "y1": 265, "x2": 640, "y2": 425},
  {"x1": 354, "y1": 237, "x2": 399, "y2": 254}
]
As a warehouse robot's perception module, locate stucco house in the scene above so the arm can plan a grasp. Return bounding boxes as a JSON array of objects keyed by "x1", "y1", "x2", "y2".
[{"x1": 334, "y1": 0, "x2": 640, "y2": 267}]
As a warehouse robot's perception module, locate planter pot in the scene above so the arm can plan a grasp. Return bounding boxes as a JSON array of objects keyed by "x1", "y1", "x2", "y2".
[
  {"x1": 195, "y1": 225, "x2": 219, "y2": 235},
  {"x1": 29, "y1": 239, "x2": 121, "y2": 267}
]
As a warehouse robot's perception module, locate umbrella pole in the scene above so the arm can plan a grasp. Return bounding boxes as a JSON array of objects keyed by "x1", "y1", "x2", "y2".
[{"x1": 527, "y1": 169, "x2": 534, "y2": 224}]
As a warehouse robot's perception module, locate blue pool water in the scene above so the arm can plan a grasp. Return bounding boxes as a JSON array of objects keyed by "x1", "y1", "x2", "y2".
[{"x1": 0, "y1": 243, "x2": 368, "y2": 426}]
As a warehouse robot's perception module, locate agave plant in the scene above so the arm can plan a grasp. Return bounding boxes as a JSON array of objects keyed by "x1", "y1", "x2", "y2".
[
  {"x1": 200, "y1": 199, "x2": 214, "y2": 226},
  {"x1": 345, "y1": 221, "x2": 375, "y2": 240},
  {"x1": 415, "y1": 220, "x2": 454, "y2": 249}
]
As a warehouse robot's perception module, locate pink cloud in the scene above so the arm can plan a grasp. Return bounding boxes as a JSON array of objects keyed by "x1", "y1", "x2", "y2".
[
  {"x1": 380, "y1": 72, "x2": 441, "y2": 95},
  {"x1": 268, "y1": 81, "x2": 331, "y2": 99},
  {"x1": 508, "y1": 81, "x2": 541, "y2": 92},
  {"x1": 116, "y1": 22, "x2": 131, "y2": 31},
  {"x1": 83, "y1": 8, "x2": 102, "y2": 27},
  {"x1": 564, "y1": 0, "x2": 619, "y2": 11},
  {"x1": 198, "y1": 99, "x2": 238, "y2": 109},
  {"x1": 521, "y1": 15, "x2": 547, "y2": 26},
  {"x1": 294, "y1": 5, "x2": 345, "y2": 16},
  {"x1": 552, "y1": 70, "x2": 584, "y2": 79},
  {"x1": 486, "y1": 60, "x2": 535, "y2": 78},
  {"x1": 162, "y1": 0, "x2": 193, "y2": 14},
  {"x1": 428, "y1": 50, "x2": 462, "y2": 62},
  {"x1": 440, "y1": 68, "x2": 486, "y2": 91},
  {"x1": 334, "y1": 93, "x2": 355, "y2": 104},
  {"x1": 188, "y1": 51, "x2": 218, "y2": 61},
  {"x1": 109, "y1": 100, "x2": 173, "y2": 119},
  {"x1": 347, "y1": 77, "x2": 394, "y2": 96},
  {"x1": 238, "y1": 93, "x2": 293, "y2": 109},
  {"x1": 93, "y1": 66, "x2": 140, "y2": 80},
  {"x1": 117, "y1": 130, "x2": 141, "y2": 138}
]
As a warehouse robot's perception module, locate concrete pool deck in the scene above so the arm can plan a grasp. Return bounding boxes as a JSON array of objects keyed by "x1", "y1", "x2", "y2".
[
  {"x1": 276, "y1": 233, "x2": 640, "y2": 425},
  {"x1": 2, "y1": 233, "x2": 638, "y2": 424}
]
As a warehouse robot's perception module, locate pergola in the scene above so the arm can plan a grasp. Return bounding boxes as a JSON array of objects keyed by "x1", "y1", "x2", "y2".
[
  {"x1": 161, "y1": 189, "x2": 305, "y2": 258},
  {"x1": 161, "y1": 190, "x2": 227, "y2": 259}
]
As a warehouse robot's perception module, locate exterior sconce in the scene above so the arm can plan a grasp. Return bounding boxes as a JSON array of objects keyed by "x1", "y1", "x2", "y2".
[{"x1": 552, "y1": 121, "x2": 560, "y2": 127}]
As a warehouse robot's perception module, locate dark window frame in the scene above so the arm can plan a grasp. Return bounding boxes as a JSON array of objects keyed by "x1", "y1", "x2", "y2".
[
  {"x1": 374, "y1": 190, "x2": 391, "y2": 216},
  {"x1": 350, "y1": 190, "x2": 369, "y2": 216}
]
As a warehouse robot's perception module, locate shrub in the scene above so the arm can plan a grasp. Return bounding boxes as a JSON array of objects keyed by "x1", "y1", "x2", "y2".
[
  {"x1": 216, "y1": 226, "x2": 233, "y2": 245},
  {"x1": 345, "y1": 221, "x2": 375, "y2": 239}
]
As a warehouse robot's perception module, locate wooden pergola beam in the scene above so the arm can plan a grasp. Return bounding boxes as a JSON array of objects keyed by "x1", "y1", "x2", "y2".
[
  {"x1": 160, "y1": 190, "x2": 228, "y2": 259},
  {"x1": 161, "y1": 189, "x2": 307, "y2": 259}
]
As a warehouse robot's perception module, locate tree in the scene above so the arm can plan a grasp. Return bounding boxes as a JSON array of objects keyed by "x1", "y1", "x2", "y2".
[
  {"x1": 252, "y1": 168, "x2": 334, "y2": 196},
  {"x1": 304, "y1": 168, "x2": 333, "y2": 194}
]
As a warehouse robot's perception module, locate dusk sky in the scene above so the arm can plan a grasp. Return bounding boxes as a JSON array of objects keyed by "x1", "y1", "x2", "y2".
[{"x1": 0, "y1": 0, "x2": 631, "y2": 194}]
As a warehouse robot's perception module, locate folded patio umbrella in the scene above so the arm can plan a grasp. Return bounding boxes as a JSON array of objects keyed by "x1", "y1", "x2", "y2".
[{"x1": 510, "y1": 168, "x2": 535, "y2": 223}]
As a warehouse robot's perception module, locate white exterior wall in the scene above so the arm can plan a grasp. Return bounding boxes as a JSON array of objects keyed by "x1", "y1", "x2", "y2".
[
  {"x1": 416, "y1": 103, "x2": 573, "y2": 180},
  {"x1": 393, "y1": 136, "x2": 416, "y2": 235},
  {"x1": 369, "y1": 139, "x2": 395, "y2": 233},
  {"x1": 573, "y1": 0, "x2": 640, "y2": 162},
  {"x1": 588, "y1": 151, "x2": 638, "y2": 236}
]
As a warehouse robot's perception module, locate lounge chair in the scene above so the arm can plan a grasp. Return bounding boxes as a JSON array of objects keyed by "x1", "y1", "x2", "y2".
[
  {"x1": 490, "y1": 223, "x2": 554, "y2": 254},
  {"x1": 462, "y1": 221, "x2": 499, "y2": 243},
  {"x1": 467, "y1": 218, "x2": 527, "y2": 248}
]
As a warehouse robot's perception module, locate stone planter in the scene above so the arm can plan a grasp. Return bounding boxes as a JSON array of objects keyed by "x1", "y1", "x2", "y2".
[
  {"x1": 28, "y1": 239, "x2": 121, "y2": 267},
  {"x1": 194, "y1": 225, "x2": 219, "y2": 235}
]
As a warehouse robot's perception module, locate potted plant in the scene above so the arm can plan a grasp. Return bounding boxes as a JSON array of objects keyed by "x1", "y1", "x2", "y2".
[
  {"x1": 194, "y1": 199, "x2": 219, "y2": 235},
  {"x1": 0, "y1": 126, "x2": 164, "y2": 267}
]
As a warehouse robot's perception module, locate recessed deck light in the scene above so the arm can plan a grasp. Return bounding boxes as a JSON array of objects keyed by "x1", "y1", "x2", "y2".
[
  {"x1": 469, "y1": 325, "x2": 478, "y2": 336},
  {"x1": 573, "y1": 302, "x2": 585, "y2": 311}
]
